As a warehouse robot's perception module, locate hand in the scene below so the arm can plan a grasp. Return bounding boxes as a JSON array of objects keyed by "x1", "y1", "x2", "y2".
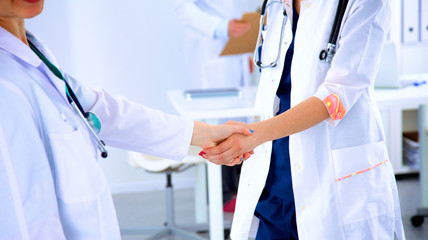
[
  {"x1": 230, "y1": 149, "x2": 255, "y2": 166},
  {"x1": 248, "y1": 56, "x2": 254, "y2": 74},
  {"x1": 190, "y1": 121, "x2": 254, "y2": 149},
  {"x1": 228, "y1": 19, "x2": 251, "y2": 38},
  {"x1": 201, "y1": 132, "x2": 257, "y2": 166},
  {"x1": 222, "y1": 120, "x2": 255, "y2": 165},
  {"x1": 212, "y1": 151, "x2": 254, "y2": 167},
  {"x1": 199, "y1": 121, "x2": 257, "y2": 166}
]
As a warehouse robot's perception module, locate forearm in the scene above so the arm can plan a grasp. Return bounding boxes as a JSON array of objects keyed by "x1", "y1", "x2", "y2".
[
  {"x1": 251, "y1": 96, "x2": 330, "y2": 145},
  {"x1": 191, "y1": 121, "x2": 213, "y2": 148}
]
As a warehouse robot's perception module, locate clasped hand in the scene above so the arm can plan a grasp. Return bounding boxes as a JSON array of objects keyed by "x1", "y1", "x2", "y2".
[{"x1": 199, "y1": 121, "x2": 257, "y2": 166}]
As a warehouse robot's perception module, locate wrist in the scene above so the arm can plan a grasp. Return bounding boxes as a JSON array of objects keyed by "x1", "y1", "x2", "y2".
[
  {"x1": 191, "y1": 121, "x2": 208, "y2": 147},
  {"x1": 249, "y1": 122, "x2": 267, "y2": 147},
  {"x1": 214, "y1": 19, "x2": 229, "y2": 39}
]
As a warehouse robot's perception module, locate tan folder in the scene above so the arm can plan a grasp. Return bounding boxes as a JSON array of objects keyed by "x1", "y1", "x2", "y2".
[{"x1": 220, "y1": 12, "x2": 261, "y2": 56}]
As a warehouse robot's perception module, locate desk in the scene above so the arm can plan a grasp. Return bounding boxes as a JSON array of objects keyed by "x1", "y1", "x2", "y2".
[
  {"x1": 167, "y1": 87, "x2": 260, "y2": 240},
  {"x1": 374, "y1": 84, "x2": 428, "y2": 225}
]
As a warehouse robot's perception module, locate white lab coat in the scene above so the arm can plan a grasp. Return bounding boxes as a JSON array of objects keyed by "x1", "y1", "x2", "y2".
[
  {"x1": 231, "y1": 0, "x2": 405, "y2": 239},
  {"x1": 0, "y1": 27, "x2": 193, "y2": 239},
  {"x1": 173, "y1": 0, "x2": 251, "y2": 89}
]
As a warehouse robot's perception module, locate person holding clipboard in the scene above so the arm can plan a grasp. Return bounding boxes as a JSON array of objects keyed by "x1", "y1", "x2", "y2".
[{"x1": 173, "y1": 0, "x2": 257, "y2": 212}]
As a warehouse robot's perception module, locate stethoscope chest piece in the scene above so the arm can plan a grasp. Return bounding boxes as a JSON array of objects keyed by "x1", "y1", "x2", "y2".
[
  {"x1": 319, "y1": 43, "x2": 337, "y2": 64},
  {"x1": 86, "y1": 112, "x2": 102, "y2": 134},
  {"x1": 86, "y1": 112, "x2": 108, "y2": 158}
]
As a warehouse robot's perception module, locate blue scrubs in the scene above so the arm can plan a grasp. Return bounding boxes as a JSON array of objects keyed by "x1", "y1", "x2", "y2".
[{"x1": 254, "y1": 7, "x2": 299, "y2": 240}]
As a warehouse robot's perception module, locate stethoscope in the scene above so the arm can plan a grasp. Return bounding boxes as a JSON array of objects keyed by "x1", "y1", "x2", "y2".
[
  {"x1": 64, "y1": 73, "x2": 109, "y2": 158},
  {"x1": 319, "y1": 0, "x2": 349, "y2": 63},
  {"x1": 28, "y1": 41, "x2": 109, "y2": 158},
  {"x1": 253, "y1": 0, "x2": 287, "y2": 68},
  {"x1": 254, "y1": 0, "x2": 349, "y2": 69}
]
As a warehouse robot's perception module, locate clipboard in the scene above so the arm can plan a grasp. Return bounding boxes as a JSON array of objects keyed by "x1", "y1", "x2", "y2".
[{"x1": 220, "y1": 12, "x2": 261, "y2": 56}]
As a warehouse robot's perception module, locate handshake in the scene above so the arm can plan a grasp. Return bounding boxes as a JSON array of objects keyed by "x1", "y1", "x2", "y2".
[{"x1": 191, "y1": 120, "x2": 259, "y2": 166}]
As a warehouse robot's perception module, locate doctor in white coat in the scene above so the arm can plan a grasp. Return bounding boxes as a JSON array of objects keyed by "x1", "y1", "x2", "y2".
[
  {"x1": 0, "y1": 1, "x2": 253, "y2": 239},
  {"x1": 202, "y1": 0, "x2": 406, "y2": 239},
  {"x1": 172, "y1": 0, "x2": 253, "y2": 89}
]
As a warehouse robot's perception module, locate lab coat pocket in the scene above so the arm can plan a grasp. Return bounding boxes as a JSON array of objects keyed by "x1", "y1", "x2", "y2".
[
  {"x1": 49, "y1": 129, "x2": 106, "y2": 203},
  {"x1": 332, "y1": 141, "x2": 394, "y2": 225}
]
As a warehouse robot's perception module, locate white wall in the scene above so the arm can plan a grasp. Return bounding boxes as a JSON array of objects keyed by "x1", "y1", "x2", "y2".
[
  {"x1": 400, "y1": 44, "x2": 428, "y2": 74},
  {"x1": 390, "y1": 0, "x2": 428, "y2": 75},
  {"x1": 26, "y1": 0, "x2": 260, "y2": 194}
]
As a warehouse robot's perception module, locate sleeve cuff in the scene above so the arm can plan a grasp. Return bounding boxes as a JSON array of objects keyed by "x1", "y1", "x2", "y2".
[
  {"x1": 214, "y1": 19, "x2": 229, "y2": 39},
  {"x1": 314, "y1": 91, "x2": 347, "y2": 127},
  {"x1": 178, "y1": 118, "x2": 194, "y2": 161}
]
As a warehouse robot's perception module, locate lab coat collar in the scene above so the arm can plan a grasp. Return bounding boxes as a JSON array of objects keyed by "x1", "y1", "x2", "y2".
[
  {"x1": 0, "y1": 26, "x2": 69, "y2": 103},
  {"x1": 0, "y1": 26, "x2": 42, "y2": 67},
  {"x1": 26, "y1": 29, "x2": 61, "y2": 66},
  {"x1": 25, "y1": 30, "x2": 69, "y2": 103}
]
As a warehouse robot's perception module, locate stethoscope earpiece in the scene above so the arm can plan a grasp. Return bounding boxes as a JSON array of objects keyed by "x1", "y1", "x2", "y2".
[
  {"x1": 100, "y1": 141, "x2": 108, "y2": 158},
  {"x1": 319, "y1": 50, "x2": 327, "y2": 61}
]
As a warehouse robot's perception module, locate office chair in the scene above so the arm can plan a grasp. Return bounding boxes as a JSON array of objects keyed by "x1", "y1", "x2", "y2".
[{"x1": 125, "y1": 147, "x2": 207, "y2": 240}]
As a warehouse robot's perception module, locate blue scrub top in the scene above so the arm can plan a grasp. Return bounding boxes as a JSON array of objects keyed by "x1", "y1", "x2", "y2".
[
  {"x1": 254, "y1": 7, "x2": 300, "y2": 240},
  {"x1": 264, "y1": 7, "x2": 299, "y2": 200}
]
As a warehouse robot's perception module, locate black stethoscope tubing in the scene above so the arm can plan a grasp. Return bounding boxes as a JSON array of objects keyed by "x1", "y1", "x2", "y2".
[
  {"x1": 260, "y1": 0, "x2": 269, "y2": 15},
  {"x1": 319, "y1": 0, "x2": 349, "y2": 62},
  {"x1": 329, "y1": 0, "x2": 349, "y2": 45}
]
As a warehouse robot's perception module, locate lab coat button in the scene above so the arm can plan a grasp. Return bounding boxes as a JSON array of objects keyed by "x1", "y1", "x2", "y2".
[
  {"x1": 305, "y1": 3, "x2": 310, "y2": 8},
  {"x1": 301, "y1": 205, "x2": 306, "y2": 210},
  {"x1": 296, "y1": 164, "x2": 301, "y2": 170}
]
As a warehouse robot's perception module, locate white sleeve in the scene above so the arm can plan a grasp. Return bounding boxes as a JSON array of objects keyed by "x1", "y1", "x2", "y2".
[
  {"x1": 314, "y1": 0, "x2": 391, "y2": 126},
  {"x1": 64, "y1": 74, "x2": 194, "y2": 161},
  {"x1": 89, "y1": 89, "x2": 194, "y2": 161},
  {"x1": 64, "y1": 73, "x2": 98, "y2": 112},
  {"x1": 173, "y1": 0, "x2": 226, "y2": 38},
  {"x1": 214, "y1": 19, "x2": 229, "y2": 39}
]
